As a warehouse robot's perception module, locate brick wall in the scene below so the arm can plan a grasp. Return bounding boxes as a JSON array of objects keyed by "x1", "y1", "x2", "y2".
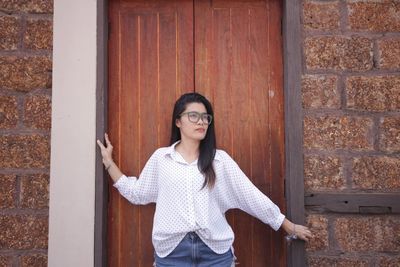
[
  {"x1": 0, "y1": 1, "x2": 52, "y2": 266},
  {"x1": 302, "y1": 0, "x2": 400, "y2": 266}
]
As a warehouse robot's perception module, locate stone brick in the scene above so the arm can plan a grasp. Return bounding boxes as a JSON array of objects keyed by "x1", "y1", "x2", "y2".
[
  {"x1": 335, "y1": 216, "x2": 400, "y2": 252},
  {"x1": 0, "y1": 174, "x2": 16, "y2": 208},
  {"x1": 0, "y1": 215, "x2": 48, "y2": 249},
  {"x1": 0, "y1": 0, "x2": 53, "y2": 13},
  {"x1": 0, "y1": 16, "x2": 20, "y2": 50},
  {"x1": 24, "y1": 19, "x2": 52, "y2": 50},
  {"x1": 0, "y1": 56, "x2": 52, "y2": 91},
  {"x1": 304, "y1": 155, "x2": 345, "y2": 190},
  {"x1": 0, "y1": 95, "x2": 18, "y2": 129},
  {"x1": 302, "y1": 75, "x2": 340, "y2": 109},
  {"x1": 306, "y1": 214, "x2": 328, "y2": 251},
  {"x1": 378, "y1": 38, "x2": 400, "y2": 70},
  {"x1": 303, "y1": 1, "x2": 340, "y2": 31},
  {"x1": 20, "y1": 173, "x2": 49, "y2": 209},
  {"x1": 24, "y1": 95, "x2": 51, "y2": 130},
  {"x1": 21, "y1": 254, "x2": 47, "y2": 267},
  {"x1": 0, "y1": 256, "x2": 13, "y2": 267},
  {"x1": 379, "y1": 117, "x2": 400, "y2": 153},
  {"x1": 305, "y1": 36, "x2": 373, "y2": 71},
  {"x1": 352, "y1": 157, "x2": 400, "y2": 190},
  {"x1": 379, "y1": 256, "x2": 400, "y2": 267},
  {"x1": 0, "y1": 135, "x2": 50, "y2": 168},
  {"x1": 346, "y1": 76, "x2": 400, "y2": 112},
  {"x1": 304, "y1": 116, "x2": 373, "y2": 150},
  {"x1": 347, "y1": 1, "x2": 400, "y2": 32},
  {"x1": 308, "y1": 256, "x2": 369, "y2": 267}
]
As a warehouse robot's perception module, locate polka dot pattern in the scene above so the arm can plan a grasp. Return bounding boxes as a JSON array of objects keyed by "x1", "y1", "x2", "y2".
[{"x1": 113, "y1": 141, "x2": 285, "y2": 257}]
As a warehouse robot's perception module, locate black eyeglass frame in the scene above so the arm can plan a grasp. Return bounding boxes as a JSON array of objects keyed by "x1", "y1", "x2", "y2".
[{"x1": 179, "y1": 111, "x2": 213, "y2": 125}]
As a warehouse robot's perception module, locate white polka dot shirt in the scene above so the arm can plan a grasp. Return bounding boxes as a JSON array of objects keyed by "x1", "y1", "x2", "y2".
[{"x1": 113, "y1": 141, "x2": 285, "y2": 257}]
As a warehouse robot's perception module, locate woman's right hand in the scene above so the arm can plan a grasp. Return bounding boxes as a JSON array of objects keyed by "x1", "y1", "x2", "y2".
[{"x1": 96, "y1": 133, "x2": 114, "y2": 168}]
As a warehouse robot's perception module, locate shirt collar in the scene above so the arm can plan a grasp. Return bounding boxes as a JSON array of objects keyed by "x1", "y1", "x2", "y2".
[
  {"x1": 166, "y1": 141, "x2": 195, "y2": 165},
  {"x1": 164, "y1": 140, "x2": 222, "y2": 163},
  {"x1": 164, "y1": 140, "x2": 180, "y2": 158}
]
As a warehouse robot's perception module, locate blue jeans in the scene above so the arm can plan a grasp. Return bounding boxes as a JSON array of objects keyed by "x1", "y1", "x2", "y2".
[{"x1": 154, "y1": 232, "x2": 235, "y2": 267}]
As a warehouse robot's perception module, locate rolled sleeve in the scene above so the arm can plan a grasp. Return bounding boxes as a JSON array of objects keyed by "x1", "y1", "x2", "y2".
[{"x1": 112, "y1": 150, "x2": 159, "y2": 204}]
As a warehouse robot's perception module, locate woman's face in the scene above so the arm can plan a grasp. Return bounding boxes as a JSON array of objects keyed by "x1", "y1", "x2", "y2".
[{"x1": 175, "y1": 102, "x2": 209, "y2": 142}]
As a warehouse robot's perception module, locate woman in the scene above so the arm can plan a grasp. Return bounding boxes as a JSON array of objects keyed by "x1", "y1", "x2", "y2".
[{"x1": 97, "y1": 92, "x2": 312, "y2": 267}]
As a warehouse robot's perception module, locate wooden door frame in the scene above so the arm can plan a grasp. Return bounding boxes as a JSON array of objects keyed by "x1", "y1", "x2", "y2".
[{"x1": 94, "y1": 0, "x2": 306, "y2": 266}]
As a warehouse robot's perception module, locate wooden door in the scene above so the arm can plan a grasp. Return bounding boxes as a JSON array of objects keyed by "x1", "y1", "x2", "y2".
[{"x1": 108, "y1": 0, "x2": 285, "y2": 266}]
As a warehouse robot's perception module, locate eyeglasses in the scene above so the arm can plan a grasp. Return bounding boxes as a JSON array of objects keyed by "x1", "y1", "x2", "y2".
[{"x1": 180, "y1": 111, "x2": 213, "y2": 125}]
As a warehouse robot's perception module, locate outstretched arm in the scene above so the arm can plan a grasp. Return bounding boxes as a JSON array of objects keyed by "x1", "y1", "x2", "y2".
[
  {"x1": 96, "y1": 132, "x2": 123, "y2": 183},
  {"x1": 220, "y1": 150, "x2": 312, "y2": 242}
]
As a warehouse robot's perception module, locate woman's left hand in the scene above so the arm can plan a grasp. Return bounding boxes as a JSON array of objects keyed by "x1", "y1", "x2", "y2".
[
  {"x1": 291, "y1": 224, "x2": 313, "y2": 242},
  {"x1": 281, "y1": 218, "x2": 313, "y2": 242}
]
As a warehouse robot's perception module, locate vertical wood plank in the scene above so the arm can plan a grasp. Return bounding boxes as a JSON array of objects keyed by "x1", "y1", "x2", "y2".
[
  {"x1": 211, "y1": 8, "x2": 233, "y2": 154},
  {"x1": 178, "y1": 2, "x2": 195, "y2": 93},
  {"x1": 95, "y1": 0, "x2": 108, "y2": 265},
  {"x1": 269, "y1": 0, "x2": 286, "y2": 265},
  {"x1": 283, "y1": 0, "x2": 307, "y2": 264},
  {"x1": 230, "y1": 7, "x2": 253, "y2": 267},
  {"x1": 108, "y1": 0, "x2": 122, "y2": 265},
  {"x1": 159, "y1": 12, "x2": 178, "y2": 146},
  {"x1": 195, "y1": 0, "x2": 212, "y2": 99},
  {"x1": 248, "y1": 6, "x2": 273, "y2": 266},
  {"x1": 138, "y1": 13, "x2": 159, "y2": 266},
  {"x1": 119, "y1": 13, "x2": 141, "y2": 266}
]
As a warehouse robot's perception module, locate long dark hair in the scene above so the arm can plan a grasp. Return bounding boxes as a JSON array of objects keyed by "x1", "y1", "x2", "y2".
[{"x1": 170, "y1": 92, "x2": 217, "y2": 189}]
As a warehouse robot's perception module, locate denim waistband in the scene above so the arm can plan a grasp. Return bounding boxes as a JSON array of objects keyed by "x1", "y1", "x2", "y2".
[{"x1": 154, "y1": 231, "x2": 237, "y2": 267}]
